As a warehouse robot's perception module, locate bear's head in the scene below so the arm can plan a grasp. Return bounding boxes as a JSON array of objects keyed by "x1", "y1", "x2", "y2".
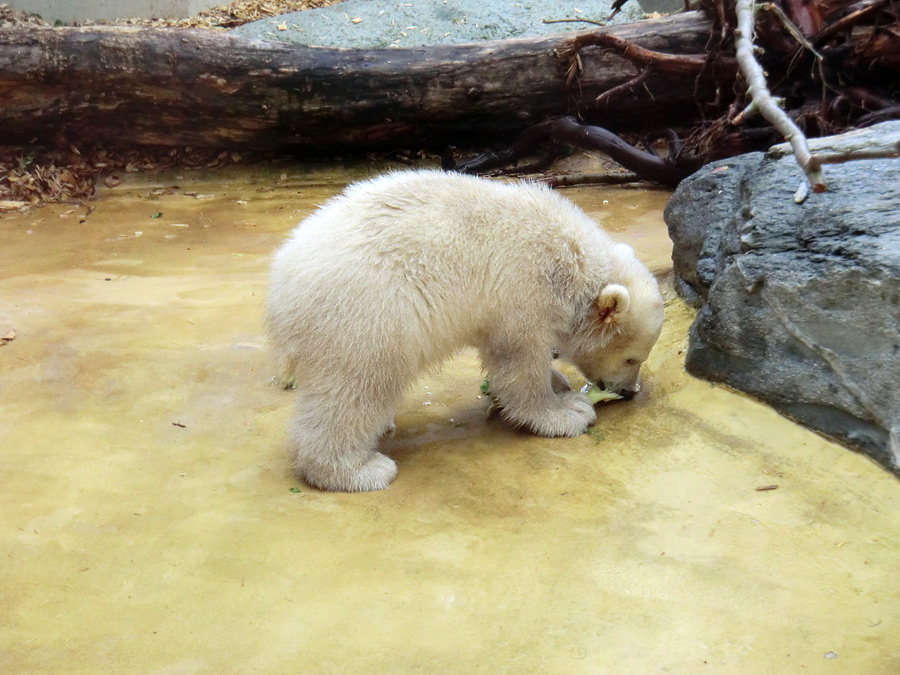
[{"x1": 563, "y1": 262, "x2": 664, "y2": 399}]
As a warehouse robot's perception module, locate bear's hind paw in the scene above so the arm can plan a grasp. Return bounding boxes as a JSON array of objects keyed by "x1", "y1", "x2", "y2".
[{"x1": 301, "y1": 452, "x2": 398, "y2": 493}]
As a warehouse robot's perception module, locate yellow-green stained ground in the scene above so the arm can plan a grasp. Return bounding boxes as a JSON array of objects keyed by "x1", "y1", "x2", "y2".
[{"x1": 1, "y1": 166, "x2": 898, "y2": 674}]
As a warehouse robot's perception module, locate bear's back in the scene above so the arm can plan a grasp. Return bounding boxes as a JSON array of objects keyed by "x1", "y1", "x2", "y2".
[{"x1": 297, "y1": 170, "x2": 599, "y2": 270}]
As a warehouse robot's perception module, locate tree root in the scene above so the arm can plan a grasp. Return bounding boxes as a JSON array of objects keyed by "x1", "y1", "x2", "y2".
[
  {"x1": 449, "y1": 116, "x2": 701, "y2": 188},
  {"x1": 540, "y1": 0, "x2": 900, "y2": 194},
  {"x1": 561, "y1": 29, "x2": 739, "y2": 80}
]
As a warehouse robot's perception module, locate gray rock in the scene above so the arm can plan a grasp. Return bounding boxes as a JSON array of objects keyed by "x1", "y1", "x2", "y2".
[
  {"x1": 665, "y1": 121, "x2": 900, "y2": 476},
  {"x1": 231, "y1": 0, "x2": 645, "y2": 48},
  {"x1": 636, "y1": 0, "x2": 685, "y2": 13}
]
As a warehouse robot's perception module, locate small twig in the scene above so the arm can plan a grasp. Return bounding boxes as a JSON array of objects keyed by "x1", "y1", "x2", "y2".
[
  {"x1": 812, "y1": 0, "x2": 893, "y2": 46},
  {"x1": 734, "y1": 0, "x2": 826, "y2": 191},
  {"x1": 543, "y1": 17, "x2": 606, "y2": 27},
  {"x1": 595, "y1": 67, "x2": 654, "y2": 107},
  {"x1": 541, "y1": 172, "x2": 642, "y2": 187},
  {"x1": 760, "y1": 2, "x2": 829, "y2": 106},
  {"x1": 762, "y1": 3, "x2": 824, "y2": 60},
  {"x1": 755, "y1": 484, "x2": 779, "y2": 491}
]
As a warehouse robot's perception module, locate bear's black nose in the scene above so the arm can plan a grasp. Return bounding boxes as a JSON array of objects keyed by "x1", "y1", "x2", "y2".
[{"x1": 619, "y1": 389, "x2": 637, "y2": 400}]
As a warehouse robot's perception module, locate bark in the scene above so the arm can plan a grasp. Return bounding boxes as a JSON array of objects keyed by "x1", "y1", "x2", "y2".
[{"x1": 0, "y1": 13, "x2": 715, "y2": 153}]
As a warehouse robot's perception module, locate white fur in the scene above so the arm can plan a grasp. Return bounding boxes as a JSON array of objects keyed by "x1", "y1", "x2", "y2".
[{"x1": 266, "y1": 170, "x2": 664, "y2": 492}]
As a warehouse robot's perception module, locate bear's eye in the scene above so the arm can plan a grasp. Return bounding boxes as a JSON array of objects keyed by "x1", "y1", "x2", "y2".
[{"x1": 625, "y1": 358, "x2": 639, "y2": 365}]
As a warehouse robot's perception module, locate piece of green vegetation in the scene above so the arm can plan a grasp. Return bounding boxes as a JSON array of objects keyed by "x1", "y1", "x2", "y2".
[
  {"x1": 581, "y1": 383, "x2": 624, "y2": 405},
  {"x1": 589, "y1": 427, "x2": 606, "y2": 444}
]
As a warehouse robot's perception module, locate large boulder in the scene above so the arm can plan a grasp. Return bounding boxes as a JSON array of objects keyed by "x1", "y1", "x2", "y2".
[{"x1": 665, "y1": 122, "x2": 900, "y2": 476}]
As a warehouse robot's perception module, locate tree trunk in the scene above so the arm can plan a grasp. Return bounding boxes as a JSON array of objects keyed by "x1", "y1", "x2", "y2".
[{"x1": 0, "y1": 13, "x2": 715, "y2": 153}]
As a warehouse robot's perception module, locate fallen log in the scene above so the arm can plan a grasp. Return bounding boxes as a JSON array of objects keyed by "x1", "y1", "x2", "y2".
[{"x1": 0, "y1": 12, "x2": 717, "y2": 153}]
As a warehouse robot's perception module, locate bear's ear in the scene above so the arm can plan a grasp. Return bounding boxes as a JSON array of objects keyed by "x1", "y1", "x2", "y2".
[{"x1": 595, "y1": 284, "x2": 630, "y2": 324}]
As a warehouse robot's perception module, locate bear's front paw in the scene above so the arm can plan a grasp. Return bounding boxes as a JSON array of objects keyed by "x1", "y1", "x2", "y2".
[{"x1": 509, "y1": 390, "x2": 597, "y2": 438}]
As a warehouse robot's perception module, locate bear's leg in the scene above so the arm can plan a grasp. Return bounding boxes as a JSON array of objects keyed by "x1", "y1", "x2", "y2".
[
  {"x1": 550, "y1": 367, "x2": 572, "y2": 394},
  {"x1": 482, "y1": 343, "x2": 596, "y2": 437},
  {"x1": 287, "y1": 388, "x2": 398, "y2": 492}
]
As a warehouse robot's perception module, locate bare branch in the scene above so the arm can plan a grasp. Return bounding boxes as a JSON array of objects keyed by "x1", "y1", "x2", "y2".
[
  {"x1": 734, "y1": 0, "x2": 826, "y2": 191},
  {"x1": 769, "y1": 124, "x2": 900, "y2": 165}
]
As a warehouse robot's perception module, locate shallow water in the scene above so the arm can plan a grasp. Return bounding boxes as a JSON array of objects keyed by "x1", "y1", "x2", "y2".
[{"x1": 1, "y1": 165, "x2": 898, "y2": 673}]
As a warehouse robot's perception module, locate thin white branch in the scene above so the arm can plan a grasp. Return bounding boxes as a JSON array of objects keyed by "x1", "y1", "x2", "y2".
[
  {"x1": 734, "y1": 0, "x2": 826, "y2": 191},
  {"x1": 769, "y1": 125, "x2": 900, "y2": 162}
]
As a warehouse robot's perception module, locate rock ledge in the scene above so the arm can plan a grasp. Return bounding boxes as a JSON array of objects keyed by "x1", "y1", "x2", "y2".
[{"x1": 665, "y1": 121, "x2": 900, "y2": 476}]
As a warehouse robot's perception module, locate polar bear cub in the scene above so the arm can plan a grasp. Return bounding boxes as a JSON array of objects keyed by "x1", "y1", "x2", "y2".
[{"x1": 266, "y1": 170, "x2": 664, "y2": 492}]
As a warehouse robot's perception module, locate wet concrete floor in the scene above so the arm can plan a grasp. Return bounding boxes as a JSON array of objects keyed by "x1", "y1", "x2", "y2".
[{"x1": 1, "y1": 165, "x2": 898, "y2": 673}]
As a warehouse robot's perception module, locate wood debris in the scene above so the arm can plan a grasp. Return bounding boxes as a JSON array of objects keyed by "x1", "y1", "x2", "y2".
[
  {"x1": 0, "y1": 1, "x2": 340, "y2": 207},
  {"x1": 1, "y1": 1, "x2": 341, "y2": 30},
  {"x1": 0, "y1": 145, "x2": 267, "y2": 207}
]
